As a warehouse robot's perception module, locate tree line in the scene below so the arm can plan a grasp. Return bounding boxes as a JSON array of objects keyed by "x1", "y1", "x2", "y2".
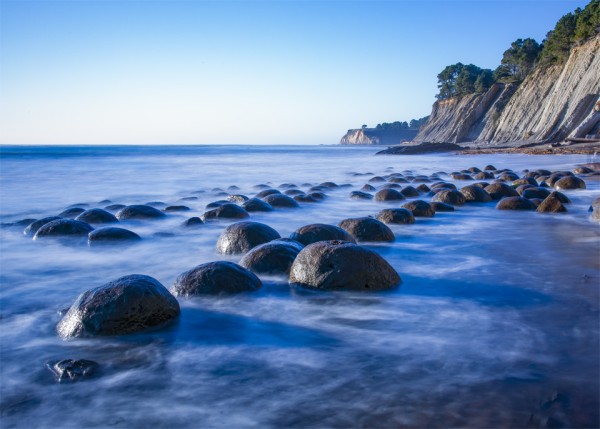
[
  {"x1": 361, "y1": 117, "x2": 429, "y2": 131},
  {"x1": 436, "y1": 0, "x2": 599, "y2": 100}
]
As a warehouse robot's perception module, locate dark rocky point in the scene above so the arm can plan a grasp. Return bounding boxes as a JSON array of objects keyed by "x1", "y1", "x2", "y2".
[
  {"x1": 57, "y1": 274, "x2": 180, "y2": 338},
  {"x1": 360, "y1": 184, "x2": 377, "y2": 192},
  {"x1": 216, "y1": 221, "x2": 281, "y2": 254},
  {"x1": 205, "y1": 200, "x2": 229, "y2": 209},
  {"x1": 294, "y1": 194, "x2": 319, "y2": 203},
  {"x1": 338, "y1": 217, "x2": 395, "y2": 242},
  {"x1": 171, "y1": 261, "x2": 261, "y2": 296},
  {"x1": 227, "y1": 194, "x2": 249, "y2": 203},
  {"x1": 290, "y1": 223, "x2": 356, "y2": 246},
  {"x1": 289, "y1": 241, "x2": 401, "y2": 291},
  {"x1": 400, "y1": 186, "x2": 420, "y2": 198}
]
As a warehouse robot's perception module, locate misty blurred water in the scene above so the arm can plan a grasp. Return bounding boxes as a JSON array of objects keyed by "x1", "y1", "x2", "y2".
[{"x1": 0, "y1": 145, "x2": 598, "y2": 428}]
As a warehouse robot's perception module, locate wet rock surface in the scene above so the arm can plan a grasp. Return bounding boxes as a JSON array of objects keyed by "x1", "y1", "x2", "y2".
[
  {"x1": 216, "y1": 221, "x2": 281, "y2": 254},
  {"x1": 402, "y1": 200, "x2": 435, "y2": 217},
  {"x1": 88, "y1": 227, "x2": 142, "y2": 245},
  {"x1": 376, "y1": 208, "x2": 415, "y2": 224},
  {"x1": 496, "y1": 196, "x2": 537, "y2": 211},
  {"x1": 242, "y1": 198, "x2": 274, "y2": 212},
  {"x1": 431, "y1": 189, "x2": 466, "y2": 206},
  {"x1": 57, "y1": 274, "x2": 180, "y2": 338},
  {"x1": 171, "y1": 261, "x2": 262, "y2": 296},
  {"x1": 290, "y1": 223, "x2": 356, "y2": 246},
  {"x1": 239, "y1": 241, "x2": 303, "y2": 275},
  {"x1": 46, "y1": 359, "x2": 99, "y2": 383},
  {"x1": 202, "y1": 203, "x2": 250, "y2": 221},
  {"x1": 23, "y1": 216, "x2": 62, "y2": 236},
  {"x1": 75, "y1": 208, "x2": 119, "y2": 224},
  {"x1": 338, "y1": 217, "x2": 394, "y2": 242},
  {"x1": 289, "y1": 241, "x2": 401, "y2": 291},
  {"x1": 116, "y1": 205, "x2": 166, "y2": 220},
  {"x1": 33, "y1": 219, "x2": 94, "y2": 240},
  {"x1": 263, "y1": 194, "x2": 300, "y2": 208}
]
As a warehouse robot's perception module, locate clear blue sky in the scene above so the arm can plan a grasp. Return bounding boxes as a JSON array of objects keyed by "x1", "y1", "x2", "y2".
[{"x1": 0, "y1": 0, "x2": 590, "y2": 145}]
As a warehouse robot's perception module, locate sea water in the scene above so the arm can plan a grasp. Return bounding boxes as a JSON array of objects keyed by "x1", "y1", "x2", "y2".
[{"x1": 0, "y1": 145, "x2": 598, "y2": 428}]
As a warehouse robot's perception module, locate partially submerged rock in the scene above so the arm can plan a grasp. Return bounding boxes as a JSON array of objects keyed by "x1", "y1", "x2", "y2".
[
  {"x1": 75, "y1": 208, "x2": 119, "y2": 224},
  {"x1": 239, "y1": 240, "x2": 303, "y2": 275},
  {"x1": 46, "y1": 359, "x2": 99, "y2": 383},
  {"x1": 496, "y1": 196, "x2": 537, "y2": 211},
  {"x1": 57, "y1": 274, "x2": 180, "y2": 338},
  {"x1": 33, "y1": 219, "x2": 94, "y2": 240},
  {"x1": 88, "y1": 227, "x2": 142, "y2": 245},
  {"x1": 216, "y1": 221, "x2": 281, "y2": 255},
  {"x1": 171, "y1": 261, "x2": 261, "y2": 296},
  {"x1": 401, "y1": 200, "x2": 435, "y2": 217},
  {"x1": 338, "y1": 217, "x2": 395, "y2": 242},
  {"x1": 376, "y1": 208, "x2": 415, "y2": 224},
  {"x1": 116, "y1": 205, "x2": 166, "y2": 220},
  {"x1": 289, "y1": 241, "x2": 401, "y2": 291},
  {"x1": 290, "y1": 223, "x2": 356, "y2": 246},
  {"x1": 202, "y1": 203, "x2": 250, "y2": 221}
]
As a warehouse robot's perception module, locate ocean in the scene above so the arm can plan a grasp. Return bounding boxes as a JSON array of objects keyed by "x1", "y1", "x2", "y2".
[{"x1": 0, "y1": 145, "x2": 598, "y2": 428}]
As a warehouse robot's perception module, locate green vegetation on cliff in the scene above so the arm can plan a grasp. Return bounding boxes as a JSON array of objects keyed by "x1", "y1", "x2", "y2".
[{"x1": 435, "y1": 0, "x2": 599, "y2": 100}]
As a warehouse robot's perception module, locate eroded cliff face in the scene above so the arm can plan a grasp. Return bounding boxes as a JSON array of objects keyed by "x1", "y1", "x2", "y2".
[
  {"x1": 415, "y1": 35, "x2": 600, "y2": 145},
  {"x1": 340, "y1": 128, "x2": 418, "y2": 145}
]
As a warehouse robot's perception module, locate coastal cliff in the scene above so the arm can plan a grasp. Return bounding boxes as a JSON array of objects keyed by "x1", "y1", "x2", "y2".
[
  {"x1": 415, "y1": 35, "x2": 600, "y2": 145},
  {"x1": 340, "y1": 128, "x2": 419, "y2": 145}
]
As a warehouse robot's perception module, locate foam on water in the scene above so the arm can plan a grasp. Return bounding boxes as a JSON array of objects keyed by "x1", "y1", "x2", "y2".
[{"x1": 0, "y1": 145, "x2": 598, "y2": 427}]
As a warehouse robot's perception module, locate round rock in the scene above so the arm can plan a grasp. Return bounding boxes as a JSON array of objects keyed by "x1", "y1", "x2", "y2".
[
  {"x1": 116, "y1": 205, "x2": 166, "y2": 220},
  {"x1": 401, "y1": 200, "x2": 435, "y2": 217},
  {"x1": 484, "y1": 183, "x2": 519, "y2": 200},
  {"x1": 290, "y1": 223, "x2": 356, "y2": 246},
  {"x1": 554, "y1": 176, "x2": 586, "y2": 190},
  {"x1": 349, "y1": 191, "x2": 373, "y2": 200},
  {"x1": 76, "y1": 208, "x2": 119, "y2": 224},
  {"x1": 374, "y1": 189, "x2": 404, "y2": 202},
  {"x1": 431, "y1": 189, "x2": 466, "y2": 206},
  {"x1": 338, "y1": 217, "x2": 394, "y2": 242},
  {"x1": 376, "y1": 208, "x2": 415, "y2": 224},
  {"x1": 33, "y1": 219, "x2": 94, "y2": 240},
  {"x1": 88, "y1": 227, "x2": 142, "y2": 245},
  {"x1": 216, "y1": 221, "x2": 281, "y2": 255},
  {"x1": 496, "y1": 197, "x2": 537, "y2": 211},
  {"x1": 460, "y1": 185, "x2": 492, "y2": 203},
  {"x1": 263, "y1": 194, "x2": 300, "y2": 208},
  {"x1": 239, "y1": 241, "x2": 303, "y2": 275},
  {"x1": 242, "y1": 198, "x2": 274, "y2": 212},
  {"x1": 58, "y1": 207, "x2": 86, "y2": 218},
  {"x1": 57, "y1": 274, "x2": 180, "y2": 338},
  {"x1": 24, "y1": 216, "x2": 62, "y2": 236},
  {"x1": 171, "y1": 261, "x2": 261, "y2": 296},
  {"x1": 289, "y1": 241, "x2": 401, "y2": 291},
  {"x1": 202, "y1": 203, "x2": 250, "y2": 221}
]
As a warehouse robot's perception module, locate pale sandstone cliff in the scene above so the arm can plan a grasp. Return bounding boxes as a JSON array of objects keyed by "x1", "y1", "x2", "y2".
[
  {"x1": 340, "y1": 128, "x2": 418, "y2": 145},
  {"x1": 415, "y1": 35, "x2": 600, "y2": 145}
]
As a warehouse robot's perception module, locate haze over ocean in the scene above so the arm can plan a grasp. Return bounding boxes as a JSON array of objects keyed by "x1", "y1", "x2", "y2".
[{"x1": 0, "y1": 0, "x2": 590, "y2": 145}]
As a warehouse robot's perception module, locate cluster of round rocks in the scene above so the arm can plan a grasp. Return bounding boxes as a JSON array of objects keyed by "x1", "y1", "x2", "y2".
[{"x1": 10, "y1": 163, "x2": 597, "y2": 345}]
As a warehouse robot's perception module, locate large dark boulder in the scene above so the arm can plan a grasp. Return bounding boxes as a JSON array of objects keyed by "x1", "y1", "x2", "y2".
[
  {"x1": 431, "y1": 189, "x2": 466, "y2": 206},
  {"x1": 554, "y1": 176, "x2": 586, "y2": 190},
  {"x1": 171, "y1": 261, "x2": 261, "y2": 296},
  {"x1": 57, "y1": 274, "x2": 180, "y2": 338},
  {"x1": 289, "y1": 241, "x2": 401, "y2": 291},
  {"x1": 242, "y1": 198, "x2": 274, "y2": 212},
  {"x1": 201, "y1": 203, "x2": 250, "y2": 221},
  {"x1": 376, "y1": 208, "x2": 415, "y2": 224},
  {"x1": 484, "y1": 183, "x2": 519, "y2": 200},
  {"x1": 496, "y1": 197, "x2": 537, "y2": 211},
  {"x1": 374, "y1": 188, "x2": 405, "y2": 202},
  {"x1": 338, "y1": 217, "x2": 394, "y2": 242},
  {"x1": 216, "y1": 221, "x2": 281, "y2": 254},
  {"x1": 401, "y1": 200, "x2": 435, "y2": 217},
  {"x1": 33, "y1": 219, "x2": 93, "y2": 240},
  {"x1": 460, "y1": 185, "x2": 492, "y2": 203},
  {"x1": 88, "y1": 227, "x2": 142, "y2": 245},
  {"x1": 116, "y1": 205, "x2": 166, "y2": 220},
  {"x1": 263, "y1": 194, "x2": 300, "y2": 208},
  {"x1": 290, "y1": 223, "x2": 356, "y2": 246},
  {"x1": 239, "y1": 241, "x2": 303, "y2": 275},
  {"x1": 23, "y1": 216, "x2": 62, "y2": 236},
  {"x1": 536, "y1": 195, "x2": 568, "y2": 213},
  {"x1": 75, "y1": 208, "x2": 119, "y2": 224}
]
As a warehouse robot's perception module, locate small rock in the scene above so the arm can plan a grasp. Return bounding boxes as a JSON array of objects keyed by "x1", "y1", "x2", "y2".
[
  {"x1": 181, "y1": 217, "x2": 203, "y2": 227},
  {"x1": 58, "y1": 207, "x2": 86, "y2": 218},
  {"x1": 23, "y1": 216, "x2": 62, "y2": 236},
  {"x1": 46, "y1": 359, "x2": 99, "y2": 383},
  {"x1": 431, "y1": 202, "x2": 455, "y2": 212},
  {"x1": 239, "y1": 241, "x2": 303, "y2": 275},
  {"x1": 349, "y1": 191, "x2": 373, "y2": 200},
  {"x1": 163, "y1": 205, "x2": 191, "y2": 212},
  {"x1": 460, "y1": 185, "x2": 492, "y2": 202}
]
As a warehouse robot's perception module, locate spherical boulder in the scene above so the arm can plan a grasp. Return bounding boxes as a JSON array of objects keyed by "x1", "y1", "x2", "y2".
[
  {"x1": 116, "y1": 205, "x2": 166, "y2": 220},
  {"x1": 263, "y1": 194, "x2": 300, "y2": 208},
  {"x1": 227, "y1": 194, "x2": 249, "y2": 203},
  {"x1": 171, "y1": 261, "x2": 261, "y2": 296},
  {"x1": 33, "y1": 219, "x2": 94, "y2": 240},
  {"x1": 57, "y1": 274, "x2": 180, "y2": 338},
  {"x1": 255, "y1": 189, "x2": 281, "y2": 199},
  {"x1": 104, "y1": 204, "x2": 126, "y2": 212},
  {"x1": 521, "y1": 187, "x2": 551, "y2": 200},
  {"x1": 400, "y1": 186, "x2": 420, "y2": 198},
  {"x1": 242, "y1": 198, "x2": 274, "y2": 212},
  {"x1": 474, "y1": 171, "x2": 494, "y2": 180},
  {"x1": 431, "y1": 189, "x2": 466, "y2": 206},
  {"x1": 76, "y1": 208, "x2": 119, "y2": 224},
  {"x1": 216, "y1": 221, "x2": 281, "y2": 254},
  {"x1": 338, "y1": 217, "x2": 394, "y2": 242},
  {"x1": 484, "y1": 183, "x2": 519, "y2": 200},
  {"x1": 361, "y1": 184, "x2": 377, "y2": 192},
  {"x1": 201, "y1": 203, "x2": 250, "y2": 221},
  {"x1": 376, "y1": 208, "x2": 415, "y2": 224},
  {"x1": 181, "y1": 217, "x2": 203, "y2": 227},
  {"x1": 205, "y1": 200, "x2": 229, "y2": 209},
  {"x1": 58, "y1": 207, "x2": 86, "y2": 218},
  {"x1": 374, "y1": 188, "x2": 405, "y2": 202},
  {"x1": 536, "y1": 195, "x2": 567, "y2": 213},
  {"x1": 163, "y1": 205, "x2": 191, "y2": 212},
  {"x1": 290, "y1": 223, "x2": 356, "y2": 246},
  {"x1": 496, "y1": 197, "x2": 537, "y2": 211},
  {"x1": 450, "y1": 173, "x2": 473, "y2": 181},
  {"x1": 554, "y1": 176, "x2": 586, "y2": 190},
  {"x1": 239, "y1": 241, "x2": 303, "y2": 275},
  {"x1": 401, "y1": 200, "x2": 435, "y2": 217},
  {"x1": 349, "y1": 191, "x2": 373, "y2": 200},
  {"x1": 294, "y1": 194, "x2": 319, "y2": 203},
  {"x1": 460, "y1": 185, "x2": 492, "y2": 203},
  {"x1": 289, "y1": 241, "x2": 401, "y2": 291},
  {"x1": 24, "y1": 216, "x2": 62, "y2": 236},
  {"x1": 431, "y1": 202, "x2": 455, "y2": 212},
  {"x1": 88, "y1": 227, "x2": 141, "y2": 245}
]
